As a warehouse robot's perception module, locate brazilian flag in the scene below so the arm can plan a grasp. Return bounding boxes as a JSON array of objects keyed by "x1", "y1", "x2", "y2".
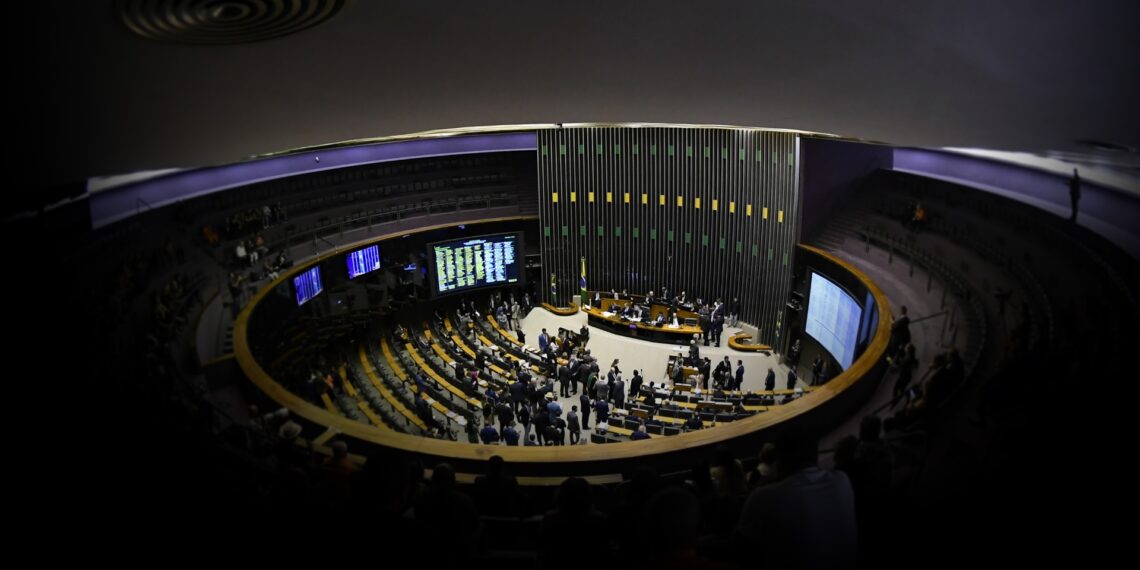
[{"x1": 579, "y1": 256, "x2": 587, "y2": 301}]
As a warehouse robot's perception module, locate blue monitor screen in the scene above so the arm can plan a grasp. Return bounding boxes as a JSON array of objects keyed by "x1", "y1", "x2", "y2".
[
  {"x1": 428, "y1": 232, "x2": 523, "y2": 296},
  {"x1": 347, "y1": 245, "x2": 381, "y2": 279},
  {"x1": 805, "y1": 272, "x2": 862, "y2": 369},
  {"x1": 294, "y1": 266, "x2": 324, "y2": 306}
]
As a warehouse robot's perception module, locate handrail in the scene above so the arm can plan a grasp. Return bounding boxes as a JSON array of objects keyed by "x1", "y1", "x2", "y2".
[{"x1": 234, "y1": 240, "x2": 893, "y2": 465}]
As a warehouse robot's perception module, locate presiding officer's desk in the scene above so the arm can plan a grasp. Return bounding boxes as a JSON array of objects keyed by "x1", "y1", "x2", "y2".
[{"x1": 584, "y1": 294, "x2": 702, "y2": 344}]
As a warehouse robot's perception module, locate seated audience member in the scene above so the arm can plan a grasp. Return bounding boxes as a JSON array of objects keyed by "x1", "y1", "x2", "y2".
[{"x1": 734, "y1": 434, "x2": 856, "y2": 568}]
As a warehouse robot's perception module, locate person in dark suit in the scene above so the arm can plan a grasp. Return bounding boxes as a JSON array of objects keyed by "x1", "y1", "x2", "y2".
[
  {"x1": 765, "y1": 368, "x2": 776, "y2": 391},
  {"x1": 567, "y1": 406, "x2": 582, "y2": 444},
  {"x1": 613, "y1": 376, "x2": 626, "y2": 410},
  {"x1": 579, "y1": 393, "x2": 592, "y2": 429},
  {"x1": 629, "y1": 370, "x2": 643, "y2": 401},
  {"x1": 509, "y1": 378, "x2": 526, "y2": 414},
  {"x1": 786, "y1": 368, "x2": 798, "y2": 390},
  {"x1": 890, "y1": 306, "x2": 910, "y2": 354},
  {"x1": 558, "y1": 363, "x2": 571, "y2": 397},
  {"x1": 735, "y1": 360, "x2": 745, "y2": 391},
  {"x1": 644, "y1": 383, "x2": 658, "y2": 411},
  {"x1": 699, "y1": 305, "x2": 712, "y2": 346},
  {"x1": 594, "y1": 399, "x2": 610, "y2": 424}
]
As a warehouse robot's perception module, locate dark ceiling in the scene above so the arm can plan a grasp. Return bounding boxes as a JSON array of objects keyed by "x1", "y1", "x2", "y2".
[{"x1": 18, "y1": 1, "x2": 1140, "y2": 185}]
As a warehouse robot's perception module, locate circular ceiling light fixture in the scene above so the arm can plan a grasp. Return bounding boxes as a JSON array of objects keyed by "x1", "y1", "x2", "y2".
[{"x1": 118, "y1": 0, "x2": 348, "y2": 45}]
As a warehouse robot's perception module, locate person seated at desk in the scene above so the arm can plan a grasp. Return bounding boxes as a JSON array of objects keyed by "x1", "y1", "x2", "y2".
[
  {"x1": 646, "y1": 290, "x2": 656, "y2": 305},
  {"x1": 684, "y1": 414, "x2": 703, "y2": 431},
  {"x1": 630, "y1": 424, "x2": 651, "y2": 440},
  {"x1": 611, "y1": 288, "x2": 619, "y2": 300},
  {"x1": 591, "y1": 290, "x2": 601, "y2": 307},
  {"x1": 630, "y1": 305, "x2": 644, "y2": 320},
  {"x1": 654, "y1": 312, "x2": 667, "y2": 326}
]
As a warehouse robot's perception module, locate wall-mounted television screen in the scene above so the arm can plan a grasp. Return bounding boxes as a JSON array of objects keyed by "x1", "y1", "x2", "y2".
[
  {"x1": 346, "y1": 244, "x2": 381, "y2": 279},
  {"x1": 294, "y1": 266, "x2": 324, "y2": 306},
  {"x1": 805, "y1": 271, "x2": 862, "y2": 369},
  {"x1": 428, "y1": 232, "x2": 523, "y2": 296}
]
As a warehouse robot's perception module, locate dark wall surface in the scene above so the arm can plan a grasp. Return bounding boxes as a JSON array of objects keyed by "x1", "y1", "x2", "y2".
[{"x1": 800, "y1": 138, "x2": 894, "y2": 240}]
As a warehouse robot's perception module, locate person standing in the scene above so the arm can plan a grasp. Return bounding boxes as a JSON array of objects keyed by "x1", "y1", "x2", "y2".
[
  {"x1": 699, "y1": 305, "x2": 712, "y2": 346},
  {"x1": 712, "y1": 311, "x2": 725, "y2": 347},
  {"x1": 786, "y1": 369, "x2": 798, "y2": 390},
  {"x1": 558, "y1": 362, "x2": 571, "y2": 397},
  {"x1": 629, "y1": 370, "x2": 643, "y2": 402},
  {"x1": 579, "y1": 393, "x2": 592, "y2": 430},
  {"x1": 729, "y1": 297, "x2": 741, "y2": 328},
  {"x1": 890, "y1": 306, "x2": 911, "y2": 355},
  {"x1": 567, "y1": 406, "x2": 582, "y2": 445},
  {"x1": 735, "y1": 360, "x2": 746, "y2": 392},
  {"x1": 518, "y1": 404, "x2": 532, "y2": 441},
  {"x1": 765, "y1": 367, "x2": 776, "y2": 391},
  {"x1": 1068, "y1": 168, "x2": 1081, "y2": 223},
  {"x1": 613, "y1": 375, "x2": 626, "y2": 410}
]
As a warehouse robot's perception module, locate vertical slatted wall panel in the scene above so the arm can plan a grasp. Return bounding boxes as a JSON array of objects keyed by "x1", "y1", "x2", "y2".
[{"x1": 537, "y1": 127, "x2": 801, "y2": 345}]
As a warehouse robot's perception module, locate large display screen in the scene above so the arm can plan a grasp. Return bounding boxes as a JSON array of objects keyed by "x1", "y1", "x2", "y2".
[
  {"x1": 294, "y1": 266, "x2": 324, "y2": 306},
  {"x1": 429, "y1": 232, "x2": 523, "y2": 295},
  {"x1": 805, "y1": 271, "x2": 862, "y2": 368},
  {"x1": 346, "y1": 244, "x2": 381, "y2": 279}
]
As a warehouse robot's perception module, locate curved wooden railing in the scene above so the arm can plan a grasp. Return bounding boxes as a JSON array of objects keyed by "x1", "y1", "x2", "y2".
[
  {"x1": 728, "y1": 332, "x2": 772, "y2": 352},
  {"x1": 541, "y1": 302, "x2": 579, "y2": 316},
  {"x1": 235, "y1": 236, "x2": 892, "y2": 473}
]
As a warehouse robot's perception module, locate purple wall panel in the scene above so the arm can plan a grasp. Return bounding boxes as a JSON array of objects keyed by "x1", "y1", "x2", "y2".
[
  {"x1": 90, "y1": 132, "x2": 538, "y2": 229},
  {"x1": 892, "y1": 148, "x2": 1140, "y2": 259},
  {"x1": 800, "y1": 138, "x2": 893, "y2": 240}
]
